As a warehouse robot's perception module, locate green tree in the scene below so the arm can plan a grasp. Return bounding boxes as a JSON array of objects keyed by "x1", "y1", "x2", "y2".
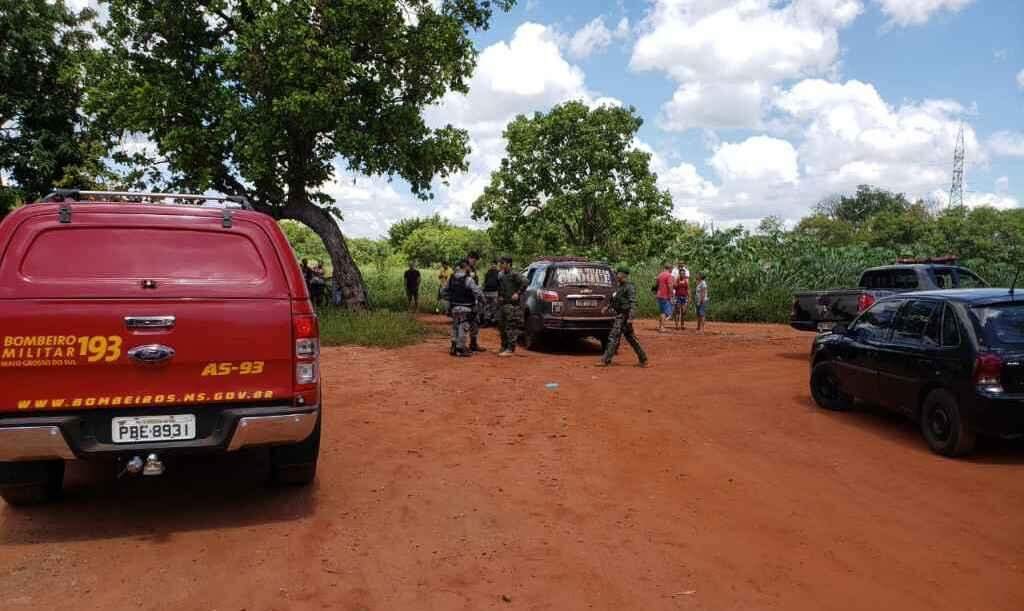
[
  {"x1": 472, "y1": 101, "x2": 673, "y2": 261},
  {"x1": 0, "y1": 0, "x2": 100, "y2": 203},
  {"x1": 279, "y1": 220, "x2": 330, "y2": 267},
  {"x1": 88, "y1": 0, "x2": 514, "y2": 308},
  {"x1": 401, "y1": 224, "x2": 490, "y2": 266},
  {"x1": 387, "y1": 214, "x2": 453, "y2": 248},
  {"x1": 815, "y1": 185, "x2": 911, "y2": 226}
]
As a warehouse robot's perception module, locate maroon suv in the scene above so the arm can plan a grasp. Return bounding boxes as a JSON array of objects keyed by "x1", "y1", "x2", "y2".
[{"x1": 520, "y1": 258, "x2": 617, "y2": 350}]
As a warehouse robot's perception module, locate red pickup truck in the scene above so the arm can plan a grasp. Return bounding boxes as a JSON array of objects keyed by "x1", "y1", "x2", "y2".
[{"x1": 0, "y1": 190, "x2": 322, "y2": 505}]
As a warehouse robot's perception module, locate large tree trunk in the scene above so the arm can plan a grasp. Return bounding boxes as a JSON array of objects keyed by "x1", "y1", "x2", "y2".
[{"x1": 283, "y1": 201, "x2": 368, "y2": 309}]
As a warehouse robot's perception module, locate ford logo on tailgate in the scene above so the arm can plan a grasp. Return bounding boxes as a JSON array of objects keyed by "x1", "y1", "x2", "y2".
[{"x1": 127, "y1": 344, "x2": 176, "y2": 365}]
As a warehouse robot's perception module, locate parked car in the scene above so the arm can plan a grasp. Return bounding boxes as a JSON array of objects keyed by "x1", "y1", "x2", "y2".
[
  {"x1": 791, "y1": 259, "x2": 986, "y2": 332},
  {"x1": 520, "y1": 258, "x2": 616, "y2": 350},
  {"x1": 809, "y1": 289, "x2": 1024, "y2": 457},
  {"x1": 0, "y1": 190, "x2": 322, "y2": 505}
]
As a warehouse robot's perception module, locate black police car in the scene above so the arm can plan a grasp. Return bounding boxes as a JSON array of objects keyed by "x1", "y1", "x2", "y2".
[{"x1": 809, "y1": 289, "x2": 1024, "y2": 457}]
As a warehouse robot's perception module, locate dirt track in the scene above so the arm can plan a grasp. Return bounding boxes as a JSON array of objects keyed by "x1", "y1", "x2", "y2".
[{"x1": 2, "y1": 318, "x2": 1022, "y2": 610}]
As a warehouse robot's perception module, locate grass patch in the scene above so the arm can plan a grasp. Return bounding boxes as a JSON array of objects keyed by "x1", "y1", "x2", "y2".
[{"x1": 319, "y1": 310, "x2": 436, "y2": 348}]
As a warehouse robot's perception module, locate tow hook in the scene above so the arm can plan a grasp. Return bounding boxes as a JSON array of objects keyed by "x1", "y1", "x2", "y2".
[
  {"x1": 142, "y1": 453, "x2": 165, "y2": 476},
  {"x1": 120, "y1": 454, "x2": 165, "y2": 478}
]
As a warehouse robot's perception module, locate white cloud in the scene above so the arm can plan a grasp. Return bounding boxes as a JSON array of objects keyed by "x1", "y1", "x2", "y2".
[
  {"x1": 631, "y1": 0, "x2": 861, "y2": 83},
  {"x1": 873, "y1": 0, "x2": 974, "y2": 27},
  {"x1": 1017, "y1": 68, "x2": 1024, "y2": 90},
  {"x1": 775, "y1": 79, "x2": 984, "y2": 194},
  {"x1": 568, "y1": 16, "x2": 630, "y2": 59},
  {"x1": 709, "y1": 136, "x2": 800, "y2": 184},
  {"x1": 988, "y1": 131, "x2": 1024, "y2": 157},
  {"x1": 995, "y1": 176, "x2": 1009, "y2": 194},
  {"x1": 407, "y1": 22, "x2": 612, "y2": 234},
  {"x1": 660, "y1": 82, "x2": 766, "y2": 131},
  {"x1": 963, "y1": 192, "x2": 1018, "y2": 210},
  {"x1": 631, "y1": 0, "x2": 862, "y2": 132}
]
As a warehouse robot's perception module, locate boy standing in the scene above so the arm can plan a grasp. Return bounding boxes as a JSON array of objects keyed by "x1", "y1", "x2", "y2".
[{"x1": 696, "y1": 273, "x2": 709, "y2": 333}]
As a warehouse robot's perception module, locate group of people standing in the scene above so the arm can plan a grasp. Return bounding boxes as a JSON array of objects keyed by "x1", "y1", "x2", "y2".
[
  {"x1": 439, "y1": 252, "x2": 527, "y2": 358},
  {"x1": 653, "y1": 261, "x2": 709, "y2": 333}
]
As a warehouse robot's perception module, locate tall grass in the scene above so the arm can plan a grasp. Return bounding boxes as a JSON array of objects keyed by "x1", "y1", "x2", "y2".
[
  {"x1": 319, "y1": 310, "x2": 438, "y2": 348},
  {"x1": 349, "y1": 235, "x2": 1021, "y2": 326}
]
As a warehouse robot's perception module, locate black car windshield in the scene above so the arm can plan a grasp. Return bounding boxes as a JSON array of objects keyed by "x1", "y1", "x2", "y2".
[
  {"x1": 552, "y1": 266, "x2": 612, "y2": 287},
  {"x1": 973, "y1": 303, "x2": 1024, "y2": 346}
]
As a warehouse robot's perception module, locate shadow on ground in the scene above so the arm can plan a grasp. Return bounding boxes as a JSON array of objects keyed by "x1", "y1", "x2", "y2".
[{"x1": 0, "y1": 449, "x2": 316, "y2": 545}]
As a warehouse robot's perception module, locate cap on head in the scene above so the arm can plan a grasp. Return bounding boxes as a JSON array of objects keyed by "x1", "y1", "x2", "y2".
[
  {"x1": 500, "y1": 256, "x2": 513, "y2": 264},
  {"x1": 468, "y1": 251, "x2": 480, "y2": 260},
  {"x1": 616, "y1": 266, "x2": 630, "y2": 275}
]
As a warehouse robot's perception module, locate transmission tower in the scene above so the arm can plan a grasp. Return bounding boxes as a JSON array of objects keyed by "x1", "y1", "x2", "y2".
[{"x1": 949, "y1": 123, "x2": 965, "y2": 208}]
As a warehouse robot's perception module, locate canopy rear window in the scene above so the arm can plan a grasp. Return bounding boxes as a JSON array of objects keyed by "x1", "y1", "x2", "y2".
[
  {"x1": 21, "y1": 227, "x2": 268, "y2": 281},
  {"x1": 552, "y1": 266, "x2": 613, "y2": 287}
]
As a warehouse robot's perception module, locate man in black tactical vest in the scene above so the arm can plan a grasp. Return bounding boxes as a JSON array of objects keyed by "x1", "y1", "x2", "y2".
[{"x1": 447, "y1": 260, "x2": 484, "y2": 357}]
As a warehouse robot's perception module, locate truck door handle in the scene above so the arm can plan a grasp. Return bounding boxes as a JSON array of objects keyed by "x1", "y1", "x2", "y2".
[{"x1": 124, "y1": 316, "x2": 175, "y2": 330}]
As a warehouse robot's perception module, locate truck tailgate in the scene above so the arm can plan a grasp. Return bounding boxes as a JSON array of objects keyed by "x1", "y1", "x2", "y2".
[{"x1": 0, "y1": 299, "x2": 293, "y2": 413}]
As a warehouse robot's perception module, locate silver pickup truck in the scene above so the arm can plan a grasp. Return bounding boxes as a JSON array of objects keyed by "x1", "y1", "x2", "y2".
[{"x1": 790, "y1": 262, "x2": 987, "y2": 332}]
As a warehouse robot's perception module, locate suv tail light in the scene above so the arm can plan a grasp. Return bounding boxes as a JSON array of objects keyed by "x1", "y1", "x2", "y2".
[
  {"x1": 293, "y1": 313, "x2": 320, "y2": 397},
  {"x1": 974, "y1": 353, "x2": 1004, "y2": 394},
  {"x1": 857, "y1": 293, "x2": 876, "y2": 312},
  {"x1": 539, "y1": 290, "x2": 560, "y2": 302}
]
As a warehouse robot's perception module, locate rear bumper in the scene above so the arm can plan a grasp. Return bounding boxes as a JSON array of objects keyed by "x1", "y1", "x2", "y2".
[
  {"x1": 541, "y1": 316, "x2": 615, "y2": 333},
  {"x1": 969, "y1": 394, "x2": 1024, "y2": 437},
  {"x1": 0, "y1": 404, "x2": 319, "y2": 462}
]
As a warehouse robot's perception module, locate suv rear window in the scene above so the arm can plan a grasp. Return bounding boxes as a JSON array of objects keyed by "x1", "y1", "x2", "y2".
[
  {"x1": 973, "y1": 304, "x2": 1024, "y2": 347},
  {"x1": 21, "y1": 228, "x2": 268, "y2": 281},
  {"x1": 551, "y1": 266, "x2": 612, "y2": 287},
  {"x1": 929, "y1": 267, "x2": 986, "y2": 289}
]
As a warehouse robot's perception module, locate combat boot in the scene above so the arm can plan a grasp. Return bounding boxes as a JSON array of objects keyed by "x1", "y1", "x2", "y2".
[
  {"x1": 449, "y1": 342, "x2": 457, "y2": 356},
  {"x1": 470, "y1": 341, "x2": 486, "y2": 352}
]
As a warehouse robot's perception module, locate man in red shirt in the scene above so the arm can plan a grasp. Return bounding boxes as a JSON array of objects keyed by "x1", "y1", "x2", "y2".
[{"x1": 655, "y1": 262, "x2": 674, "y2": 332}]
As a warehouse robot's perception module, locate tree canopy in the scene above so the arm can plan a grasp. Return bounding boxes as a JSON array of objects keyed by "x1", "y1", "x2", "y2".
[
  {"x1": 0, "y1": 0, "x2": 99, "y2": 209},
  {"x1": 471, "y1": 101, "x2": 674, "y2": 262},
  {"x1": 88, "y1": 0, "x2": 513, "y2": 307}
]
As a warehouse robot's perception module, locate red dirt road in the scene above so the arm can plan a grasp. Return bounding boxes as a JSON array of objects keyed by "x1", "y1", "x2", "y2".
[{"x1": 2, "y1": 319, "x2": 1022, "y2": 610}]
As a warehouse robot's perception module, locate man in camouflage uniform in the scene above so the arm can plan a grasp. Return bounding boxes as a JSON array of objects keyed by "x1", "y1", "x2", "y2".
[
  {"x1": 600, "y1": 266, "x2": 648, "y2": 367},
  {"x1": 447, "y1": 260, "x2": 484, "y2": 357},
  {"x1": 496, "y1": 256, "x2": 528, "y2": 357}
]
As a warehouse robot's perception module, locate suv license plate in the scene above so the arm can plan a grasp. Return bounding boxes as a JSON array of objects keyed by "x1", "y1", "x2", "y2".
[
  {"x1": 112, "y1": 414, "x2": 196, "y2": 444},
  {"x1": 575, "y1": 299, "x2": 599, "y2": 308}
]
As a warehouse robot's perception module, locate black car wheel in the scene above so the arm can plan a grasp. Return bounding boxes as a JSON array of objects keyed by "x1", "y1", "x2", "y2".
[
  {"x1": 810, "y1": 362, "x2": 852, "y2": 411},
  {"x1": 270, "y1": 415, "x2": 321, "y2": 485},
  {"x1": 0, "y1": 460, "x2": 65, "y2": 506},
  {"x1": 920, "y1": 389, "x2": 975, "y2": 457}
]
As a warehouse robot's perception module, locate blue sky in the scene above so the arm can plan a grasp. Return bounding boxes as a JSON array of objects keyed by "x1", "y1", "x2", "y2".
[
  {"x1": 68, "y1": 0, "x2": 1024, "y2": 236},
  {"x1": 324, "y1": 0, "x2": 1024, "y2": 237}
]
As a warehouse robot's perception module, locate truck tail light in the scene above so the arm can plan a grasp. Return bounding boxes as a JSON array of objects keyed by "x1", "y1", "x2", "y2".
[
  {"x1": 974, "y1": 353, "x2": 1004, "y2": 394},
  {"x1": 857, "y1": 293, "x2": 876, "y2": 312},
  {"x1": 540, "y1": 290, "x2": 560, "y2": 302},
  {"x1": 293, "y1": 312, "x2": 320, "y2": 398}
]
